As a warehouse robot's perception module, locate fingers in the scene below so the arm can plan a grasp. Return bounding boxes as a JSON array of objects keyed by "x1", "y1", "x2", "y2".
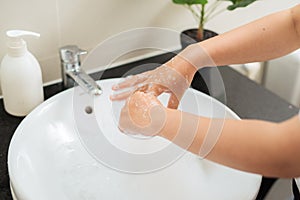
[
  {"x1": 167, "y1": 93, "x2": 179, "y2": 109},
  {"x1": 112, "y1": 72, "x2": 148, "y2": 91},
  {"x1": 112, "y1": 64, "x2": 190, "y2": 108},
  {"x1": 140, "y1": 83, "x2": 170, "y2": 98},
  {"x1": 118, "y1": 90, "x2": 165, "y2": 136},
  {"x1": 118, "y1": 99, "x2": 130, "y2": 133},
  {"x1": 110, "y1": 90, "x2": 133, "y2": 101},
  {"x1": 111, "y1": 83, "x2": 167, "y2": 101}
]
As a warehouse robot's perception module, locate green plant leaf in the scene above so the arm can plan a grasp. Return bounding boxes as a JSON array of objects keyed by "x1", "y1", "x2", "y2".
[
  {"x1": 172, "y1": 0, "x2": 208, "y2": 5},
  {"x1": 225, "y1": 0, "x2": 257, "y2": 10}
]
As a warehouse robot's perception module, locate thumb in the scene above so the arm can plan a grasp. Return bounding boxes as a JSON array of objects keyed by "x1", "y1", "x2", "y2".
[{"x1": 167, "y1": 93, "x2": 179, "y2": 109}]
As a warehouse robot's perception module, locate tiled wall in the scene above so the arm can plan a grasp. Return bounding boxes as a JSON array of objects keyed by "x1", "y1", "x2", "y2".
[{"x1": 0, "y1": 0, "x2": 299, "y2": 86}]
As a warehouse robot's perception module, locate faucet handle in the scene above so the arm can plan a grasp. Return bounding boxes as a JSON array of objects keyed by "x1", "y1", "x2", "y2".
[{"x1": 59, "y1": 45, "x2": 87, "y2": 64}]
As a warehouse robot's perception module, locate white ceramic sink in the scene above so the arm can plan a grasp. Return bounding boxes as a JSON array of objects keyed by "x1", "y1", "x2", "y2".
[{"x1": 8, "y1": 78, "x2": 261, "y2": 200}]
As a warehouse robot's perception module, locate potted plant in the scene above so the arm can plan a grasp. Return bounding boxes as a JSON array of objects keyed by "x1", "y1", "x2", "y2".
[{"x1": 173, "y1": 0, "x2": 258, "y2": 47}]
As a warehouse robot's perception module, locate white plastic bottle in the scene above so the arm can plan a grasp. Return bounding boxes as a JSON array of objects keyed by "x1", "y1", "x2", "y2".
[{"x1": 0, "y1": 30, "x2": 44, "y2": 116}]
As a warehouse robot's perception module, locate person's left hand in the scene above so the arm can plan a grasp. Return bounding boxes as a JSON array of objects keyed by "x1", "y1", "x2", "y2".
[
  {"x1": 119, "y1": 91, "x2": 167, "y2": 137},
  {"x1": 110, "y1": 58, "x2": 195, "y2": 109}
]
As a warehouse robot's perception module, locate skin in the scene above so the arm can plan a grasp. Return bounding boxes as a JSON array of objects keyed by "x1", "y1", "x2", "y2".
[{"x1": 112, "y1": 4, "x2": 300, "y2": 178}]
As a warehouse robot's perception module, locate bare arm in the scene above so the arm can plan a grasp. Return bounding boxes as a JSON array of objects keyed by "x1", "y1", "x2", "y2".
[
  {"x1": 120, "y1": 92, "x2": 300, "y2": 178},
  {"x1": 193, "y1": 4, "x2": 300, "y2": 67},
  {"x1": 161, "y1": 110, "x2": 300, "y2": 178},
  {"x1": 112, "y1": 5, "x2": 300, "y2": 103},
  {"x1": 162, "y1": 4, "x2": 300, "y2": 177},
  {"x1": 117, "y1": 5, "x2": 300, "y2": 177}
]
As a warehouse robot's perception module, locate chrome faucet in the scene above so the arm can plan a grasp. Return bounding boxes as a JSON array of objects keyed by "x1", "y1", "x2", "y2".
[{"x1": 59, "y1": 45, "x2": 102, "y2": 95}]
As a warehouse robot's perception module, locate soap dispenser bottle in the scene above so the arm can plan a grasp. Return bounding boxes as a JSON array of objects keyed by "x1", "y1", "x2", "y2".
[{"x1": 0, "y1": 30, "x2": 44, "y2": 116}]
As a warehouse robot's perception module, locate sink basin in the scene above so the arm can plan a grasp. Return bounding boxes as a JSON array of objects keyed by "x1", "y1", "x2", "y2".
[{"x1": 8, "y1": 78, "x2": 261, "y2": 200}]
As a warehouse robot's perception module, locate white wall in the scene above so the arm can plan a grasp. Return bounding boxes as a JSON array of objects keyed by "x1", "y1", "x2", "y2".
[
  {"x1": 0, "y1": 0, "x2": 299, "y2": 85},
  {"x1": 265, "y1": 49, "x2": 300, "y2": 107}
]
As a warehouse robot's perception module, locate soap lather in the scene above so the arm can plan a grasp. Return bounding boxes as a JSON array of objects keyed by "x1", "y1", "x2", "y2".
[{"x1": 0, "y1": 30, "x2": 44, "y2": 117}]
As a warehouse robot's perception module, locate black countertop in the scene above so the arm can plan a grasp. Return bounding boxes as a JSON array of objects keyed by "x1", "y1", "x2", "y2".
[{"x1": 0, "y1": 51, "x2": 299, "y2": 200}]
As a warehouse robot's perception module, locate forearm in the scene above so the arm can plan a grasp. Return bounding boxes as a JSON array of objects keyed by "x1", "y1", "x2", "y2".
[
  {"x1": 160, "y1": 109, "x2": 300, "y2": 177},
  {"x1": 171, "y1": 5, "x2": 300, "y2": 73},
  {"x1": 199, "y1": 5, "x2": 300, "y2": 66}
]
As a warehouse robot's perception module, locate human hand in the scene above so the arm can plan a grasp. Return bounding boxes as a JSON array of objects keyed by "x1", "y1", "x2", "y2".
[
  {"x1": 110, "y1": 57, "x2": 197, "y2": 109},
  {"x1": 118, "y1": 91, "x2": 166, "y2": 137}
]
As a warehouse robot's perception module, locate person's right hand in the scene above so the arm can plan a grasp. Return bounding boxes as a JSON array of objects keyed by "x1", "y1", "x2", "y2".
[
  {"x1": 110, "y1": 56, "x2": 197, "y2": 109},
  {"x1": 118, "y1": 91, "x2": 166, "y2": 137}
]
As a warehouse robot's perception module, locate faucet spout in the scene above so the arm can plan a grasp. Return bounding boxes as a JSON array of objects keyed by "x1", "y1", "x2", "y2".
[
  {"x1": 59, "y1": 45, "x2": 102, "y2": 96},
  {"x1": 66, "y1": 68, "x2": 102, "y2": 95}
]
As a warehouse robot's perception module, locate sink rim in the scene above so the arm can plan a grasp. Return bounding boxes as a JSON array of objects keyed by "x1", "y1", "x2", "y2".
[{"x1": 8, "y1": 78, "x2": 261, "y2": 200}]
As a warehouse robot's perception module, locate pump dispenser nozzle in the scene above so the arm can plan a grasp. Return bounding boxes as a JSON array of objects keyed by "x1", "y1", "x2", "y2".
[{"x1": 6, "y1": 30, "x2": 40, "y2": 57}]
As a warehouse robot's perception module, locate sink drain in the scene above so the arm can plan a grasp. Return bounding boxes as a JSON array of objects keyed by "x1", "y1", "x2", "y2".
[{"x1": 85, "y1": 106, "x2": 93, "y2": 114}]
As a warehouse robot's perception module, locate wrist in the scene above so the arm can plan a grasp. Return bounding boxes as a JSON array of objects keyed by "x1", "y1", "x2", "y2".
[
  {"x1": 159, "y1": 108, "x2": 205, "y2": 156},
  {"x1": 165, "y1": 55, "x2": 197, "y2": 84},
  {"x1": 179, "y1": 43, "x2": 215, "y2": 70},
  {"x1": 158, "y1": 108, "x2": 181, "y2": 140}
]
